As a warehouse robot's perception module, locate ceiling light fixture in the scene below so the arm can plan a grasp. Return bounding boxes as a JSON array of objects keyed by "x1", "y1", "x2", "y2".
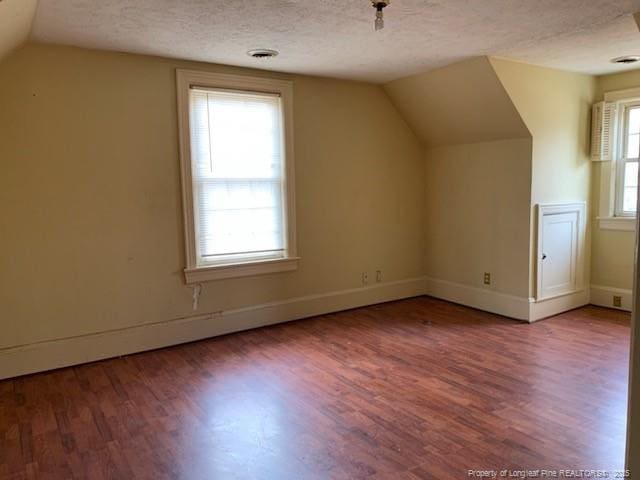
[
  {"x1": 611, "y1": 55, "x2": 640, "y2": 64},
  {"x1": 371, "y1": 1, "x2": 390, "y2": 31},
  {"x1": 247, "y1": 49, "x2": 279, "y2": 59}
]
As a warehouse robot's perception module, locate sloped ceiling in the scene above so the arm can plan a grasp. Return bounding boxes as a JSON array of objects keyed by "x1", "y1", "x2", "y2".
[
  {"x1": 383, "y1": 57, "x2": 530, "y2": 147},
  {"x1": 0, "y1": 0, "x2": 37, "y2": 60}
]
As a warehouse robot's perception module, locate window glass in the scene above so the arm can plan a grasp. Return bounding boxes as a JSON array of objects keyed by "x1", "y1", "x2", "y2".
[
  {"x1": 623, "y1": 161, "x2": 638, "y2": 213},
  {"x1": 626, "y1": 133, "x2": 639, "y2": 159},
  {"x1": 189, "y1": 88, "x2": 286, "y2": 264}
]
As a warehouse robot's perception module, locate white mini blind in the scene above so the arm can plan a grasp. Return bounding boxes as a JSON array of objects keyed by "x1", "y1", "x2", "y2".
[
  {"x1": 591, "y1": 101, "x2": 616, "y2": 161},
  {"x1": 189, "y1": 87, "x2": 286, "y2": 264}
]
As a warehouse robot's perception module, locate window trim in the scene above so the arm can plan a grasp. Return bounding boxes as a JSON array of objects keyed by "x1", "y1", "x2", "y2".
[
  {"x1": 595, "y1": 88, "x2": 640, "y2": 231},
  {"x1": 176, "y1": 69, "x2": 298, "y2": 283},
  {"x1": 614, "y1": 100, "x2": 640, "y2": 217}
]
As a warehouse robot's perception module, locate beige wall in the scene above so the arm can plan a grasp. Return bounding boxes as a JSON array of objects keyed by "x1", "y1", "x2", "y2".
[
  {"x1": 0, "y1": 0, "x2": 36, "y2": 60},
  {"x1": 490, "y1": 59, "x2": 596, "y2": 297},
  {"x1": 599, "y1": 69, "x2": 640, "y2": 93},
  {"x1": 0, "y1": 43, "x2": 425, "y2": 350},
  {"x1": 383, "y1": 57, "x2": 532, "y2": 299},
  {"x1": 591, "y1": 162, "x2": 635, "y2": 289},
  {"x1": 589, "y1": 69, "x2": 640, "y2": 291},
  {"x1": 386, "y1": 57, "x2": 595, "y2": 301},
  {"x1": 425, "y1": 139, "x2": 532, "y2": 297}
]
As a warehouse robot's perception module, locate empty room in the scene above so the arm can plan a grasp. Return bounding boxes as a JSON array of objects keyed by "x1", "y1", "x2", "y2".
[{"x1": 1, "y1": 1, "x2": 640, "y2": 478}]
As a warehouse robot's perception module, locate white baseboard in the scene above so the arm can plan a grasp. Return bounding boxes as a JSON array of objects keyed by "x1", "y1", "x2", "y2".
[
  {"x1": 3, "y1": 276, "x2": 626, "y2": 380},
  {"x1": 528, "y1": 289, "x2": 590, "y2": 322},
  {"x1": 590, "y1": 284, "x2": 633, "y2": 312},
  {"x1": 423, "y1": 277, "x2": 593, "y2": 322},
  {"x1": 0, "y1": 277, "x2": 426, "y2": 380},
  {"x1": 423, "y1": 276, "x2": 530, "y2": 321}
]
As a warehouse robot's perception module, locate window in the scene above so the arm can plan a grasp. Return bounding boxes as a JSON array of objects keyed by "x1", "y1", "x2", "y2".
[
  {"x1": 616, "y1": 101, "x2": 640, "y2": 216},
  {"x1": 593, "y1": 88, "x2": 640, "y2": 230},
  {"x1": 176, "y1": 70, "x2": 297, "y2": 283}
]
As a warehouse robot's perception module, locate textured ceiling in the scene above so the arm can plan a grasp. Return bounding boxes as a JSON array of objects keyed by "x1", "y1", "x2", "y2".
[{"x1": 31, "y1": 0, "x2": 640, "y2": 83}]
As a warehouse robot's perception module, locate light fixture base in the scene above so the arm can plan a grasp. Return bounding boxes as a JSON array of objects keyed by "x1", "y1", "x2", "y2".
[{"x1": 371, "y1": 1, "x2": 390, "y2": 31}]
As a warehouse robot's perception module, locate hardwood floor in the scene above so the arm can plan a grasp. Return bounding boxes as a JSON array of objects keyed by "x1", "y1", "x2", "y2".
[{"x1": 0, "y1": 297, "x2": 631, "y2": 480}]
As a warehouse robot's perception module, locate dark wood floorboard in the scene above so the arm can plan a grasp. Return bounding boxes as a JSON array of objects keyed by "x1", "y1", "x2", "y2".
[{"x1": 0, "y1": 297, "x2": 631, "y2": 479}]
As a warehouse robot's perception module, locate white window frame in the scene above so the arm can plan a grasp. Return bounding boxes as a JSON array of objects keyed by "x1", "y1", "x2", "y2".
[
  {"x1": 614, "y1": 100, "x2": 640, "y2": 217},
  {"x1": 596, "y1": 88, "x2": 640, "y2": 231},
  {"x1": 176, "y1": 69, "x2": 298, "y2": 283}
]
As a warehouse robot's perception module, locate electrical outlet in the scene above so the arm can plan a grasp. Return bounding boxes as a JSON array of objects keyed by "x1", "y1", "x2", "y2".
[
  {"x1": 483, "y1": 272, "x2": 491, "y2": 285},
  {"x1": 375, "y1": 270, "x2": 382, "y2": 283},
  {"x1": 613, "y1": 295, "x2": 622, "y2": 308},
  {"x1": 362, "y1": 272, "x2": 369, "y2": 284}
]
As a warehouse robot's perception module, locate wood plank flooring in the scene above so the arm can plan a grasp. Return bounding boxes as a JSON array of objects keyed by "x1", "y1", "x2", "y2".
[{"x1": 0, "y1": 297, "x2": 631, "y2": 479}]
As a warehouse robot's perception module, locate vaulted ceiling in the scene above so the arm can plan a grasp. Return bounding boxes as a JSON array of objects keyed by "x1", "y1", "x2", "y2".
[
  {"x1": 384, "y1": 57, "x2": 530, "y2": 146},
  {"x1": 0, "y1": 0, "x2": 37, "y2": 60}
]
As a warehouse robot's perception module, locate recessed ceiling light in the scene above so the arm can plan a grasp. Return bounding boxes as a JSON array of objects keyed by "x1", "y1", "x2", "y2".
[
  {"x1": 247, "y1": 49, "x2": 279, "y2": 59},
  {"x1": 611, "y1": 55, "x2": 640, "y2": 64}
]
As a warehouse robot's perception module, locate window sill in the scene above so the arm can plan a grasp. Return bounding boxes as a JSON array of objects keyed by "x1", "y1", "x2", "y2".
[
  {"x1": 597, "y1": 216, "x2": 637, "y2": 232},
  {"x1": 184, "y1": 256, "x2": 300, "y2": 283}
]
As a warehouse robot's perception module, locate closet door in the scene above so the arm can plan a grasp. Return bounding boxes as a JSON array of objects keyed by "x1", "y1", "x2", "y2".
[{"x1": 536, "y1": 203, "x2": 586, "y2": 300}]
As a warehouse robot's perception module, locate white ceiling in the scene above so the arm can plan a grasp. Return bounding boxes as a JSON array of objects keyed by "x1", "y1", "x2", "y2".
[{"x1": 31, "y1": 0, "x2": 640, "y2": 83}]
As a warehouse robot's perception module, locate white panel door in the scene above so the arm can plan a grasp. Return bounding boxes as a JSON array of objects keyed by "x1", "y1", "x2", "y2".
[{"x1": 539, "y1": 211, "x2": 578, "y2": 299}]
